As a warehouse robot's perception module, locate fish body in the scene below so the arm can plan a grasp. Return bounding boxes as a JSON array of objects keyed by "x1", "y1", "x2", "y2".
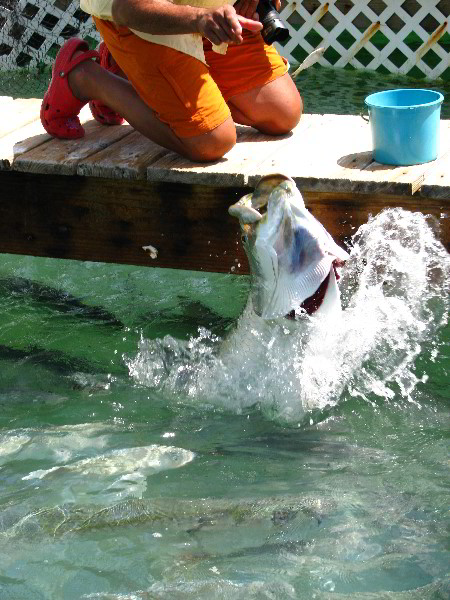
[
  {"x1": 229, "y1": 174, "x2": 349, "y2": 320},
  {"x1": 1, "y1": 494, "x2": 332, "y2": 538},
  {"x1": 291, "y1": 47, "x2": 325, "y2": 79}
]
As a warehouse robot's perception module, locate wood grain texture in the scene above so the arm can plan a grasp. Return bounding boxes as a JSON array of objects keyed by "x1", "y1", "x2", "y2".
[
  {"x1": 0, "y1": 171, "x2": 249, "y2": 273},
  {"x1": 13, "y1": 119, "x2": 132, "y2": 175},
  {"x1": 146, "y1": 122, "x2": 312, "y2": 187},
  {"x1": 302, "y1": 190, "x2": 450, "y2": 254},
  {"x1": 0, "y1": 171, "x2": 448, "y2": 276},
  {"x1": 0, "y1": 98, "x2": 42, "y2": 139},
  {"x1": 77, "y1": 130, "x2": 168, "y2": 179},
  {"x1": 2, "y1": 109, "x2": 449, "y2": 270},
  {"x1": 0, "y1": 119, "x2": 51, "y2": 170},
  {"x1": 7, "y1": 112, "x2": 450, "y2": 198}
]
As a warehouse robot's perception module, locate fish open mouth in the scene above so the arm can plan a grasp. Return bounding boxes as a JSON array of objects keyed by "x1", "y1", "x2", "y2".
[
  {"x1": 228, "y1": 174, "x2": 350, "y2": 321},
  {"x1": 286, "y1": 260, "x2": 344, "y2": 319}
]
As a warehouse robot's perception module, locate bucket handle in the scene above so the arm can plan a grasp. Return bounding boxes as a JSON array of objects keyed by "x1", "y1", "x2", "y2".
[{"x1": 360, "y1": 112, "x2": 369, "y2": 123}]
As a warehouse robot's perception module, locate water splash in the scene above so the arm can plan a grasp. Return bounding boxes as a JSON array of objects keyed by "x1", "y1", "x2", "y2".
[{"x1": 127, "y1": 209, "x2": 449, "y2": 422}]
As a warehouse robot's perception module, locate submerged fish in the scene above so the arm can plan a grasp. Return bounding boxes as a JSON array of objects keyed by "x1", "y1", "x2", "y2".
[
  {"x1": 22, "y1": 444, "x2": 195, "y2": 480},
  {"x1": 229, "y1": 174, "x2": 349, "y2": 320},
  {"x1": 1, "y1": 494, "x2": 331, "y2": 538}
]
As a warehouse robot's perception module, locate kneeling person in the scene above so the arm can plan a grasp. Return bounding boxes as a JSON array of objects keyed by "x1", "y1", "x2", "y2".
[{"x1": 40, "y1": 0, "x2": 303, "y2": 162}]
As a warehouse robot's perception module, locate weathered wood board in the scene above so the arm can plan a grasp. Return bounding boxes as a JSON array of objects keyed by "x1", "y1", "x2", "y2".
[
  {"x1": 77, "y1": 130, "x2": 168, "y2": 180},
  {"x1": 146, "y1": 120, "x2": 315, "y2": 187},
  {"x1": 144, "y1": 115, "x2": 450, "y2": 197},
  {"x1": 0, "y1": 170, "x2": 448, "y2": 275},
  {"x1": 0, "y1": 171, "x2": 249, "y2": 273},
  {"x1": 0, "y1": 98, "x2": 43, "y2": 138},
  {"x1": 0, "y1": 98, "x2": 449, "y2": 271},
  {"x1": 13, "y1": 120, "x2": 133, "y2": 176},
  {"x1": 421, "y1": 160, "x2": 450, "y2": 199}
]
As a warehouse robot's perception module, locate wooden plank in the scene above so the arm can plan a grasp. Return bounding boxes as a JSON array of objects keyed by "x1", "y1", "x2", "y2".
[
  {"x1": 0, "y1": 170, "x2": 249, "y2": 273},
  {"x1": 146, "y1": 116, "x2": 317, "y2": 187},
  {"x1": 248, "y1": 114, "x2": 377, "y2": 190},
  {"x1": 420, "y1": 164, "x2": 450, "y2": 200},
  {"x1": 0, "y1": 98, "x2": 42, "y2": 139},
  {"x1": 350, "y1": 120, "x2": 450, "y2": 195},
  {"x1": 13, "y1": 115, "x2": 133, "y2": 176},
  {"x1": 302, "y1": 190, "x2": 450, "y2": 254},
  {"x1": 0, "y1": 171, "x2": 448, "y2": 274},
  {"x1": 8, "y1": 110, "x2": 450, "y2": 200},
  {"x1": 146, "y1": 125, "x2": 289, "y2": 187},
  {"x1": 252, "y1": 115, "x2": 450, "y2": 196},
  {"x1": 321, "y1": 151, "x2": 450, "y2": 197},
  {"x1": 77, "y1": 130, "x2": 168, "y2": 179},
  {"x1": 1, "y1": 101, "x2": 102, "y2": 168},
  {"x1": 0, "y1": 119, "x2": 51, "y2": 170},
  {"x1": 4, "y1": 104, "x2": 110, "y2": 170}
]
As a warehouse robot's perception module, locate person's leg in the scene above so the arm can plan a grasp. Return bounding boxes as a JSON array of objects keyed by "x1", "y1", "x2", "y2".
[
  {"x1": 90, "y1": 19, "x2": 240, "y2": 161},
  {"x1": 227, "y1": 73, "x2": 303, "y2": 135},
  {"x1": 67, "y1": 57, "x2": 235, "y2": 162},
  {"x1": 204, "y1": 32, "x2": 302, "y2": 135},
  {"x1": 89, "y1": 41, "x2": 126, "y2": 125},
  {"x1": 41, "y1": 22, "x2": 237, "y2": 161}
]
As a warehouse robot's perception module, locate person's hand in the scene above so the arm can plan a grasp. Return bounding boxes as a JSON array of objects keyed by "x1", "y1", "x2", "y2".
[
  {"x1": 234, "y1": 0, "x2": 259, "y2": 20},
  {"x1": 253, "y1": 0, "x2": 282, "y2": 16},
  {"x1": 197, "y1": 4, "x2": 262, "y2": 45}
]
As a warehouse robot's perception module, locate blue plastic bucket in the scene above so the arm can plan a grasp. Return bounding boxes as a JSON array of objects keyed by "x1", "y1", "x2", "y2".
[{"x1": 364, "y1": 89, "x2": 444, "y2": 166}]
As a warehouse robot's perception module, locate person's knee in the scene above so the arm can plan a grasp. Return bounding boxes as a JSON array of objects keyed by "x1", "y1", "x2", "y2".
[
  {"x1": 280, "y1": 92, "x2": 303, "y2": 132},
  {"x1": 183, "y1": 119, "x2": 237, "y2": 162},
  {"x1": 259, "y1": 93, "x2": 303, "y2": 136}
]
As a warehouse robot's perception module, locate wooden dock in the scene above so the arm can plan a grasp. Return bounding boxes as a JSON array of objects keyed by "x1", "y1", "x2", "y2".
[{"x1": 1, "y1": 96, "x2": 449, "y2": 274}]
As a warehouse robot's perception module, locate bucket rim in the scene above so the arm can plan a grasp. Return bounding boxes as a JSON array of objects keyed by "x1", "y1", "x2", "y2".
[{"x1": 364, "y1": 88, "x2": 444, "y2": 110}]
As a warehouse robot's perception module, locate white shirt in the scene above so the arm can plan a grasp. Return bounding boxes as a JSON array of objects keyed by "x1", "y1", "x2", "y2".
[{"x1": 80, "y1": 0, "x2": 235, "y2": 63}]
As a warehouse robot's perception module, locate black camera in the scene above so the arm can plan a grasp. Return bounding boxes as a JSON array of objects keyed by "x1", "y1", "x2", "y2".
[{"x1": 256, "y1": 0, "x2": 289, "y2": 45}]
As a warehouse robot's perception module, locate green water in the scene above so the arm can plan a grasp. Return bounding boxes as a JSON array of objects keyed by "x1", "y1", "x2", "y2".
[
  {"x1": 295, "y1": 66, "x2": 449, "y2": 119},
  {"x1": 1, "y1": 63, "x2": 449, "y2": 118},
  {"x1": 0, "y1": 206, "x2": 449, "y2": 599}
]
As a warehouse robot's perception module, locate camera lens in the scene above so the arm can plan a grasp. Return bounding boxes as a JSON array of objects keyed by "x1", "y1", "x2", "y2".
[{"x1": 257, "y1": 0, "x2": 289, "y2": 45}]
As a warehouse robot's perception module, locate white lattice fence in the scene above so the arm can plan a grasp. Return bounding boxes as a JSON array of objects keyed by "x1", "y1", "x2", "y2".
[
  {"x1": 0, "y1": 0, "x2": 449, "y2": 79},
  {"x1": 0, "y1": 0, "x2": 100, "y2": 70},
  {"x1": 279, "y1": 0, "x2": 449, "y2": 80}
]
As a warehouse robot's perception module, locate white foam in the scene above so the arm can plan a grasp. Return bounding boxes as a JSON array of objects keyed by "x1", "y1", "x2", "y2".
[
  {"x1": 0, "y1": 433, "x2": 31, "y2": 458},
  {"x1": 127, "y1": 209, "x2": 449, "y2": 422}
]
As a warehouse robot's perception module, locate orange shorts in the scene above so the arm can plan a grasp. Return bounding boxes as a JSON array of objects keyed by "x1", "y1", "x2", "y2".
[{"x1": 94, "y1": 18, "x2": 288, "y2": 138}]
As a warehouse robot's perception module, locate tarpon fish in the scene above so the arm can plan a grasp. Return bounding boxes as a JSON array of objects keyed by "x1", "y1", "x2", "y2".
[
  {"x1": 1, "y1": 494, "x2": 331, "y2": 538},
  {"x1": 229, "y1": 174, "x2": 349, "y2": 320}
]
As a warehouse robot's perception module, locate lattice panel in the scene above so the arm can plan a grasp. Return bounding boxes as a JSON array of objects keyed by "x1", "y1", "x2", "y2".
[
  {"x1": 0, "y1": 0, "x2": 100, "y2": 70},
  {"x1": 0, "y1": 0, "x2": 449, "y2": 80},
  {"x1": 279, "y1": 0, "x2": 449, "y2": 80}
]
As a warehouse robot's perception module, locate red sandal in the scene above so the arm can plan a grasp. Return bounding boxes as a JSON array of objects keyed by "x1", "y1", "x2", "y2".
[
  {"x1": 40, "y1": 38, "x2": 100, "y2": 140},
  {"x1": 89, "y1": 42, "x2": 125, "y2": 126}
]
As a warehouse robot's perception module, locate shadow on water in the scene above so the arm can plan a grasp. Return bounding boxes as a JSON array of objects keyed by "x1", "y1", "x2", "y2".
[{"x1": 0, "y1": 277, "x2": 123, "y2": 327}]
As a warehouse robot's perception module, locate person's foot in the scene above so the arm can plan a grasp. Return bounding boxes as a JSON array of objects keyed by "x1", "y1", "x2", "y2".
[
  {"x1": 89, "y1": 42, "x2": 125, "y2": 126},
  {"x1": 40, "y1": 38, "x2": 100, "y2": 139}
]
